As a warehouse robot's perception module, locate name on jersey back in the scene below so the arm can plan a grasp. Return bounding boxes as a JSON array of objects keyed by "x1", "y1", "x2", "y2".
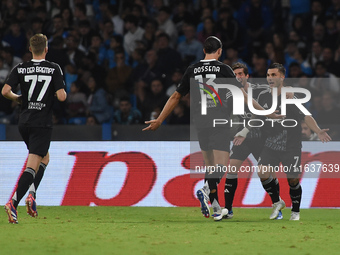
[
  {"x1": 194, "y1": 66, "x2": 220, "y2": 74},
  {"x1": 28, "y1": 102, "x2": 46, "y2": 110},
  {"x1": 17, "y1": 66, "x2": 55, "y2": 74}
]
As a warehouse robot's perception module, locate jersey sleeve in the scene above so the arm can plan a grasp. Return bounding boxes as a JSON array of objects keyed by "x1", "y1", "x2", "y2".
[
  {"x1": 5, "y1": 64, "x2": 20, "y2": 89},
  {"x1": 251, "y1": 84, "x2": 270, "y2": 100},
  {"x1": 287, "y1": 96, "x2": 306, "y2": 120},
  {"x1": 53, "y1": 63, "x2": 66, "y2": 91},
  {"x1": 176, "y1": 66, "x2": 191, "y2": 96}
]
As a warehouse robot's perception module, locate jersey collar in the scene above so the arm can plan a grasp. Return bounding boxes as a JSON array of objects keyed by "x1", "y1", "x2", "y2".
[
  {"x1": 32, "y1": 59, "x2": 45, "y2": 62},
  {"x1": 200, "y1": 59, "x2": 216, "y2": 62}
]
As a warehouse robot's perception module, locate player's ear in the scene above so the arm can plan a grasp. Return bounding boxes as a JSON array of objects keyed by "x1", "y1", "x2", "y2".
[
  {"x1": 203, "y1": 48, "x2": 206, "y2": 55},
  {"x1": 29, "y1": 46, "x2": 32, "y2": 53}
]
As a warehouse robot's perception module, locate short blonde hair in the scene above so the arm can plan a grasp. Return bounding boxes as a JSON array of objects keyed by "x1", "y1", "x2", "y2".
[{"x1": 29, "y1": 34, "x2": 48, "y2": 55}]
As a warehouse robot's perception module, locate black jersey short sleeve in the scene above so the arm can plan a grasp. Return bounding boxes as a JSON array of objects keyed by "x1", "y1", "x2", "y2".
[
  {"x1": 5, "y1": 64, "x2": 20, "y2": 89},
  {"x1": 286, "y1": 96, "x2": 306, "y2": 121},
  {"x1": 52, "y1": 63, "x2": 66, "y2": 92},
  {"x1": 176, "y1": 65, "x2": 192, "y2": 96}
]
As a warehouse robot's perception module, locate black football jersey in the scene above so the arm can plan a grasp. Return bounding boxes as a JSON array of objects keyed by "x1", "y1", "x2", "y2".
[
  {"x1": 176, "y1": 59, "x2": 242, "y2": 128},
  {"x1": 234, "y1": 83, "x2": 270, "y2": 139},
  {"x1": 257, "y1": 90, "x2": 306, "y2": 151},
  {"x1": 5, "y1": 59, "x2": 65, "y2": 127}
]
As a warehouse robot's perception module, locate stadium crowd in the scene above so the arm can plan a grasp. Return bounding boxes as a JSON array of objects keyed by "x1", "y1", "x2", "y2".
[{"x1": 0, "y1": 0, "x2": 340, "y2": 131}]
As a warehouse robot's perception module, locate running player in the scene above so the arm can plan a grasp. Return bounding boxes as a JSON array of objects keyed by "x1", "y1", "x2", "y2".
[
  {"x1": 143, "y1": 37, "x2": 283, "y2": 221},
  {"x1": 2, "y1": 34, "x2": 67, "y2": 223},
  {"x1": 254, "y1": 63, "x2": 331, "y2": 220}
]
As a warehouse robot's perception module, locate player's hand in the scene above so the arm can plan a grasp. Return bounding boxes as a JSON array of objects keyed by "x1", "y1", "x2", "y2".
[
  {"x1": 16, "y1": 95, "x2": 22, "y2": 104},
  {"x1": 267, "y1": 110, "x2": 285, "y2": 120},
  {"x1": 143, "y1": 119, "x2": 162, "y2": 131},
  {"x1": 286, "y1": 92, "x2": 294, "y2": 99},
  {"x1": 317, "y1": 129, "x2": 332, "y2": 143},
  {"x1": 233, "y1": 136, "x2": 246, "y2": 146}
]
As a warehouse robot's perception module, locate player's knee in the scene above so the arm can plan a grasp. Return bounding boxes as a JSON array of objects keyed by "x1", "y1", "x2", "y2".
[{"x1": 42, "y1": 153, "x2": 50, "y2": 165}]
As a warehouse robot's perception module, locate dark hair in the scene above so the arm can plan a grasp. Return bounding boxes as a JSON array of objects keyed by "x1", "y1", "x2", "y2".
[
  {"x1": 289, "y1": 62, "x2": 300, "y2": 69},
  {"x1": 79, "y1": 20, "x2": 91, "y2": 28},
  {"x1": 91, "y1": 33, "x2": 103, "y2": 41},
  {"x1": 203, "y1": 36, "x2": 222, "y2": 54},
  {"x1": 31, "y1": 17, "x2": 43, "y2": 24},
  {"x1": 315, "y1": 61, "x2": 326, "y2": 69},
  {"x1": 268, "y1": 63, "x2": 286, "y2": 75},
  {"x1": 120, "y1": 96, "x2": 131, "y2": 103},
  {"x1": 50, "y1": 36, "x2": 64, "y2": 47},
  {"x1": 75, "y1": 3, "x2": 87, "y2": 15},
  {"x1": 124, "y1": 15, "x2": 139, "y2": 27},
  {"x1": 114, "y1": 47, "x2": 125, "y2": 56},
  {"x1": 110, "y1": 34, "x2": 123, "y2": 45},
  {"x1": 157, "y1": 32, "x2": 170, "y2": 41},
  {"x1": 232, "y1": 62, "x2": 249, "y2": 75},
  {"x1": 159, "y1": 6, "x2": 172, "y2": 15},
  {"x1": 61, "y1": 7, "x2": 74, "y2": 26},
  {"x1": 103, "y1": 19, "x2": 113, "y2": 25},
  {"x1": 53, "y1": 14, "x2": 63, "y2": 20},
  {"x1": 144, "y1": 18, "x2": 158, "y2": 30}
]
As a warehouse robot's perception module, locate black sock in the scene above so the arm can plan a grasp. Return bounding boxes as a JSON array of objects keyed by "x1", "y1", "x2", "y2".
[
  {"x1": 274, "y1": 178, "x2": 280, "y2": 195},
  {"x1": 29, "y1": 162, "x2": 47, "y2": 199},
  {"x1": 289, "y1": 182, "x2": 302, "y2": 212},
  {"x1": 12, "y1": 167, "x2": 35, "y2": 208},
  {"x1": 261, "y1": 176, "x2": 280, "y2": 204},
  {"x1": 205, "y1": 164, "x2": 225, "y2": 205},
  {"x1": 224, "y1": 174, "x2": 238, "y2": 212},
  {"x1": 208, "y1": 178, "x2": 220, "y2": 205}
]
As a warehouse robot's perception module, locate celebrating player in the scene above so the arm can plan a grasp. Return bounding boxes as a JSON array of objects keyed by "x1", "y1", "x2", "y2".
[
  {"x1": 224, "y1": 62, "x2": 283, "y2": 219},
  {"x1": 2, "y1": 34, "x2": 67, "y2": 223},
  {"x1": 143, "y1": 36, "x2": 283, "y2": 221},
  {"x1": 253, "y1": 63, "x2": 331, "y2": 220}
]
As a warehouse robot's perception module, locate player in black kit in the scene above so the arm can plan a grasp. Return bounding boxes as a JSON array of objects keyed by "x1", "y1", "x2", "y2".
[
  {"x1": 255, "y1": 63, "x2": 331, "y2": 221},
  {"x1": 2, "y1": 34, "x2": 67, "y2": 223},
  {"x1": 224, "y1": 63, "x2": 288, "y2": 220},
  {"x1": 143, "y1": 37, "x2": 283, "y2": 221}
]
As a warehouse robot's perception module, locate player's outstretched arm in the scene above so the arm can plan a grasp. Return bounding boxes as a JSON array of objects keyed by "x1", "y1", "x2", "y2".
[
  {"x1": 240, "y1": 88, "x2": 285, "y2": 119},
  {"x1": 304, "y1": 115, "x2": 332, "y2": 143},
  {"x1": 56, "y1": 88, "x2": 67, "y2": 102},
  {"x1": 143, "y1": 91, "x2": 182, "y2": 131},
  {"x1": 1, "y1": 84, "x2": 22, "y2": 104}
]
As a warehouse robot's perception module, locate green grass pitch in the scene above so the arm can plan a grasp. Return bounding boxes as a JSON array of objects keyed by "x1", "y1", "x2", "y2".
[{"x1": 1, "y1": 207, "x2": 339, "y2": 255}]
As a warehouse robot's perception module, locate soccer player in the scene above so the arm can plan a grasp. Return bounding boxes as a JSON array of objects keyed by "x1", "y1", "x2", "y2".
[
  {"x1": 2, "y1": 34, "x2": 67, "y2": 223},
  {"x1": 143, "y1": 36, "x2": 283, "y2": 221},
  {"x1": 224, "y1": 62, "x2": 283, "y2": 219},
  {"x1": 251, "y1": 63, "x2": 331, "y2": 220}
]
